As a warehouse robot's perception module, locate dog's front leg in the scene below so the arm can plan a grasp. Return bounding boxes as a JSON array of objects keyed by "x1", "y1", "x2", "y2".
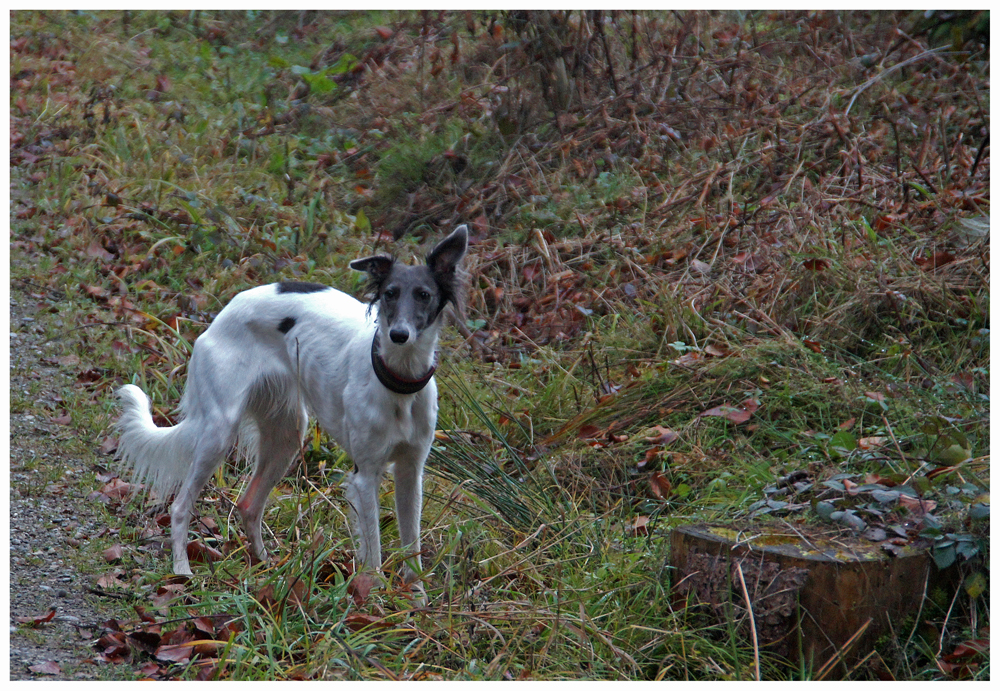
[
  {"x1": 344, "y1": 466, "x2": 382, "y2": 574},
  {"x1": 392, "y1": 459, "x2": 424, "y2": 582},
  {"x1": 393, "y1": 458, "x2": 427, "y2": 606}
]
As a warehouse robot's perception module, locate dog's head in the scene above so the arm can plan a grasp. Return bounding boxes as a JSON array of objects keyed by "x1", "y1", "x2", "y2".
[{"x1": 350, "y1": 225, "x2": 468, "y2": 344}]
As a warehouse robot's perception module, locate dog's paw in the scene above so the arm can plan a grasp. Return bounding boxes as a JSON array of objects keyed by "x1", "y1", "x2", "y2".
[{"x1": 402, "y1": 581, "x2": 427, "y2": 609}]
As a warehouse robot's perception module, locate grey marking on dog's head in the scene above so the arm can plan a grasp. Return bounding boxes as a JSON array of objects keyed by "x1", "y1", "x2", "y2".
[{"x1": 350, "y1": 225, "x2": 469, "y2": 344}]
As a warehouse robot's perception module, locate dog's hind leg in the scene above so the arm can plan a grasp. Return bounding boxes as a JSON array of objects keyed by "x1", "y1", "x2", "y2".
[
  {"x1": 169, "y1": 433, "x2": 235, "y2": 575},
  {"x1": 236, "y1": 405, "x2": 308, "y2": 564}
]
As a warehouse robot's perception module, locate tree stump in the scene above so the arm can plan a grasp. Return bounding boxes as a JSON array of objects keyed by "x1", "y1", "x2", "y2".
[{"x1": 670, "y1": 523, "x2": 948, "y2": 678}]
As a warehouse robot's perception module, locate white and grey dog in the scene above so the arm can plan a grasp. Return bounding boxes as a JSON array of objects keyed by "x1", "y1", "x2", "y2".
[{"x1": 116, "y1": 225, "x2": 468, "y2": 599}]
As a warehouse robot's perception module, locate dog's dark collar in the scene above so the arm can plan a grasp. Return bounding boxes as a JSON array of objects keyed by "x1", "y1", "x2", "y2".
[{"x1": 371, "y1": 332, "x2": 436, "y2": 395}]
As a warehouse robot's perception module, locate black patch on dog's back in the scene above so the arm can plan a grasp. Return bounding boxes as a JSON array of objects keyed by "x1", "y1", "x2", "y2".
[
  {"x1": 277, "y1": 317, "x2": 296, "y2": 334},
  {"x1": 277, "y1": 281, "x2": 329, "y2": 294}
]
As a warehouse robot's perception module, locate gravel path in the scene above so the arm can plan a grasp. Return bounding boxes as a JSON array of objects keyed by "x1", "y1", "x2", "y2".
[{"x1": 9, "y1": 283, "x2": 121, "y2": 680}]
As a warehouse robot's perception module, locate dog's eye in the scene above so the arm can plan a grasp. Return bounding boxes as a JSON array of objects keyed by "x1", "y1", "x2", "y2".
[
  {"x1": 384, "y1": 288, "x2": 398, "y2": 300},
  {"x1": 416, "y1": 290, "x2": 431, "y2": 301}
]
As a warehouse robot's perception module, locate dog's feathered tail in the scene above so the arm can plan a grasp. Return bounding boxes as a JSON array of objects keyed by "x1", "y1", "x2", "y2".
[{"x1": 115, "y1": 384, "x2": 193, "y2": 496}]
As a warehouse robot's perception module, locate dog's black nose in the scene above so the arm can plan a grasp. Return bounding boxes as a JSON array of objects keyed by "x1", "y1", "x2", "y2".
[{"x1": 389, "y1": 328, "x2": 409, "y2": 344}]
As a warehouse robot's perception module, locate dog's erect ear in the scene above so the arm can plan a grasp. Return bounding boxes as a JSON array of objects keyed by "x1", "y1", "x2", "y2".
[
  {"x1": 349, "y1": 255, "x2": 394, "y2": 281},
  {"x1": 350, "y1": 255, "x2": 395, "y2": 308},
  {"x1": 426, "y1": 225, "x2": 468, "y2": 276}
]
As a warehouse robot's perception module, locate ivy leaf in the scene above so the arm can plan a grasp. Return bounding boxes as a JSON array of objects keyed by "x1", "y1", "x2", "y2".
[
  {"x1": 968, "y1": 503, "x2": 989, "y2": 521},
  {"x1": 933, "y1": 543, "x2": 957, "y2": 570}
]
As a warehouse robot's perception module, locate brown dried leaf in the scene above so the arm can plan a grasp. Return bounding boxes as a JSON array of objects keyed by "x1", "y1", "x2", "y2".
[
  {"x1": 52, "y1": 411, "x2": 72, "y2": 425},
  {"x1": 86, "y1": 242, "x2": 115, "y2": 263},
  {"x1": 81, "y1": 283, "x2": 109, "y2": 300},
  {"x1": 155, "y1": 643, "x2": 193, "y2": 663},
  {"x1": 103, "y1": 544, "x2": 124, "y2": 563},
  {"x1": 648, "y1": 472, "x2": 672, "y2": 500},
  {"x1": 630, "y1": 515, "x2": 650, "y2": 536},
  {"x1": 700, "y1": 398, "x2": 759, "y2": 424},
  {"x1": 29, "y1": 661, "x2": 62, "y2": 675},
  {"x1": 99, "y1": 436, "x2": 119, "y2": 455},
  {"x1": 914, "y1": 252, "x2": 956, "y2": 270},
  {"x1": 899, "y1": 494, "x2": 937, "y2": 516},
  {"x1": 344, "y1": 612, "x2": 390, "y2": 631},
  {"x1": 186, "y1": 541, "x2": 224, "y2": 565},
  {"x1": 348, "y1": 571, "x2": 376, "y2": 607},
  {"x1": 15, "y1": 607, "x2": 56, "y2": 627},
  {"x1": 858, "y1": 436, "x2": 886, "y2": 450},
  {"x1": 644, "y1": 425, "x2": 679, "y2": 445},
  {"x1": 150, "y1": 583, "x2": 186, "y2": 608},
  {"x1": 97, "y1": 570, "x2": 127, "y2": 589}
]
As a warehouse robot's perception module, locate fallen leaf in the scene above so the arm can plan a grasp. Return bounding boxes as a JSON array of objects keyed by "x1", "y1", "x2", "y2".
[
  {"x1": 858, "y1": 436, "x2": 886, "y2": 450},
  {"x1": 704, "y1": 343, "x2": 731, "y2": 357},
  {"x1": 899, "y1": 494, "x2": 937, "y2": 516},
  {"x1": 52, "y1": 411, "x2": 72, "y2": 425},
  {"x1": 150, "y1": 583, "x2": 186, "y2": 607},
  {"x1": 802, "y1": 258, "x2": 829, "y2": 271},
  {"x1": 630, "y1": 515, "x2": 650, "y2": 536},
  {"x1": 914, "y1": 252, "x2": 956, "y2": 270},
  {"x1": 648, "y1": 472, "x2": 672, "y2": 500},
  {"x1": 690, "y1": 259, "x2": 711, "y2": 274},
  {"x1": 949, "y1": 372, "x2": 974, "y2": 392},
  {"x1": 81, "y1": 284, "x2": 109, "y2": 300},
  {"x1": 637, "y1": 447, "x2": 661, "y2": 470},
  {"x1": 187, "y1": 541, "x2": 224, "y2": 565},
  {"x1": 347, "y1": 572, "x2": 375, "y2": 607},
  {"x1": 29, "y1": 661, "x2": 61, "y2": 675},
  {"x1": 15, "y1": 608, "x2": 56, "y2": 627},
  {"x1": 155, "y1": 643, "x2": 193, "y2": 664},
  {"x1": 99, "y1": 436, "x2": 119, "y2": 455},
  {"x1": 86, "y1": 242, "x2": 115, "y2": 263},
  {"x1": 672, "y1": 351, "x2": 703, "y2": 366},
  {"x1": 103, "y1": 544, "x2": 124, "y2": 563},
  {"x1": 945, "y1": 639, "x2": 989, "y2": 661},
  {"x1": 700, "y1": 398, "x2": 759, "y2": 424},
  {"x1": 97, "y1": 570, "x2": 127, "y2": 589},
  {"x1": 644, "y1": 425, "x2": 679, "y2": 445},
  {"x1": 344, "y1": 612, "x2": 390, "y2": 631}
]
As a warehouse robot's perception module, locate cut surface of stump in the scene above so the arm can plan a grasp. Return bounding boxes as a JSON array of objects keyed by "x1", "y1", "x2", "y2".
[{"x1": 670, "y1": 523, "x2": 948, "y2": 678}]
